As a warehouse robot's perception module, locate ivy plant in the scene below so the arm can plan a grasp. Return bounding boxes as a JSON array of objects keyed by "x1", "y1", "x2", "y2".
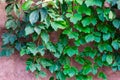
[{"x1": 1, "y1": 0, "x2": 120, "y2": 80}]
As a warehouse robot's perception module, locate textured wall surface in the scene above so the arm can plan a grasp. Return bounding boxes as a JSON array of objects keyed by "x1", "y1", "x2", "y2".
[{"x1": 0, "y1": 2, "x2": 120, "y2": 80}]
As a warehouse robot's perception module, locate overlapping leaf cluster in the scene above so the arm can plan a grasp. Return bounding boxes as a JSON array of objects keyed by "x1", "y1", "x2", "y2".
[{"x1": 1, "y1": 0, "x2": 120, "y2": 80}]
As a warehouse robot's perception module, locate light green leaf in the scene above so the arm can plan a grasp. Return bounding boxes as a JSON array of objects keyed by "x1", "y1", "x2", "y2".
[
  {"x1": 103, "y1": 33, "x2": 111, "y2": 41},
  {"x1": 112, "y1": 40, "x2": 119, "y2": 50},
  {"x1": 41, "y1": 31, "x2": 49, "y2": 44},
  {"x1": 37, "y1": 45, "x2": 45, "y2": 56},
  {"x1": 34, "y1": 27, "x2": 41, "y2": 35},
  {"x1": 109, "y1": 11, "x2": 116, "y2": 20},
  {"x1": 5, "y1": 19, "x2": 17, "y2": 30},
  {"x1": 76, "y1": 0, "x2": 84, "y2": 5},
  {"x1": 22, "y1": 0, "x2": 33, "y2": 10},
  {"x1": 38, "y1": 71, "x2": 46, "y2": 78},
  {"x1": 82, "y1": 17, "x2": 97, "y2": 27},
  {"x1": 112, "y1": 19, "x2": 120, "y2": 29},
  {"x1": 5, "y1": 4, "x2": 14, "y2": 14},
  {"x1": 46, "y1": 42, "x2": 56, "y2": 52},
  {"x1": 25, "y1": 25, "x2": 34, "y2": 35},
  {"x1": 106, "y1": 54, "x2": 113, "y2": 65},
  {"x1": 85, "y1": 34, "x2": 94, "y2": 42},
  {"x1": 70, "y1": 13, "x2": 82, "y2": 24},
  {"x1": 85, "y1": 0, "x2": 102, "y2": 7},
  {"x1": 29, "y1": 10, "x2": 39, "y2": 25},
  {"x1": 2, "y1": 33, "x2": 17, "y2": 45},
  {"x1": 51, "y1": 21, "x2": 67, "y2": 31},
  {"x1": 64, "y1": 46, "x2": 78, "y2": 57}
]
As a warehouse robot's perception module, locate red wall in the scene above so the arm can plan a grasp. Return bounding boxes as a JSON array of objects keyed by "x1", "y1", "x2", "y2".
[{"x1": 0, "y1": 2, "x2": 120, "y2": 80}]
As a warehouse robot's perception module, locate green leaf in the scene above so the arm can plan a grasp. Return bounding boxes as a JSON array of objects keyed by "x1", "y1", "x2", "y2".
[
  {"x1": 74, "y1": 38, "x2": 86, "y2": 46},
  {"x1": 111, "y1": 40, "x2": 119, "y2": 50},
  {"x1": 92, "y1": 65, "x2": 98, "y2": 75},
  {"x1": 98, "y1": 43, "x2": 112, "y2": 52},
  {"x1": 0, "y1": 47, "x2": 14, "y2": 57},
  {"x1": 64, "y1": 46, "x2": 78, "y2": 57},
  {"x1": 51, "y1": 21, "x2": 67, "y2": 31},
  {"x1": 39, "y1": 8, "x2": 48, "y2": 21},
  {"x1": 39, "y1": 58, "x2": 53, "y2": 68},
  {"x1": 2, "y1": 33, "x2": 17, "y2": 45},
  {"x1": 37, "y1": 45, "x2": 45, "y2": 56},
  {"x1": 74, "y1": 25, "x2": 91, "y2": 33},
  {"x1": 25, "y1": 25, "x2": 34, "y2": 35},
  {"x1": 5, "y1": 4, "x2": 14, "y2": 14},
  {"x1": 5, "y1": 19, "x2": 17, "y2": 30},
  {"x1": 85, "y1": 34, "x2": 94, "y2": 42},
  {"x1": 95, "y1": 57, "x2": 103, "y2": 67},
  {"x1": 77, "y1": 4, "x2": 91, "y2": 16},
  {"x1": 22, "y1": 0, "x2": 33, "y2": 10},
  {"x1": 38, "y1": 70, "x2": 46, "y2": 78},
  {"x1": 70, "y1": 13, "x2": 82, "y2": 24},
  {"x1": 109, "y1": 11, "x2": 116, "y2": 20},
  {"x1": 82, "y1": 65, "x2": 92, "y2": 75},
  {"x1": 76, "y1": 0, "x2": 84, "y2": 5},
  {"x1": 20, "y1": 48, "x2": 26, "y2": 56},
  {"x1": 97, "y1": 24, "x2": 108, "y2": 33},
  {"x1": 46, "y1": 42, "x2": 56, "y2": 52},
  {"x1": 82, "y1": 17, "x2": 97, "y2": 27},
  {"x1": 41, "y1": 31, "x2": 49, "y2": 44},
  {"x1": 75, "y1": 56, "x2": 85, "y2": 65},
  {"x1": 68, "y1": 67, "x2": 78, "y2": 77},
  {"x1": 29, "y1": 10, "x2": 39, "y2": 25},
  {"x1": 63, "y1": 29, "x2": 79, "y2": 40},
  {"x1": 29, "y1": 64, "x2": 36, "y2": 72},
  {"x1": 98, "y1": 72, "x2": 107, "y2": 80},
  {"x1": 56, "y1": 71, "x2": 66, "y2": 80},
  {"x1": 103, "y1": 33, "x2": 110, "y2": 41},
  {"x1": 85, "y1": 0, "x2": 102, "y2": 7},
  {"x1": 49, "y1": 63, "x2": 60, "y2": 73},
  {"x1": 106, "y1": 54, "x2": 113, "y2": 65},
  {"x1": 63, "y1": 66, "x2": 78, "y2": 77},
  {"x1": 112, "y1": 19, "x2": 120, "y2": 29},
  {"x1": 117, "y1": 0, "x2": 120, "y2": 9},
  {"x1": 34, "y1": 27, "x2": 41, "y2": 35}
]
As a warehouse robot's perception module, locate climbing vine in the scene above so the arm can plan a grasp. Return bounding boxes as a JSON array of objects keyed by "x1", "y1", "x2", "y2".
[{"x1": 1, "y1": 0, "x2": 120, "y2": 80}]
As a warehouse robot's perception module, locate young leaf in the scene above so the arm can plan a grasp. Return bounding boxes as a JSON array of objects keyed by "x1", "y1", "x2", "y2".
[
  {"x1": 106, "y1": 54, "x2": 113, "y2": 65},
  {"x1": 22, "y1": 0, "x2": 33, "y2": 10}
]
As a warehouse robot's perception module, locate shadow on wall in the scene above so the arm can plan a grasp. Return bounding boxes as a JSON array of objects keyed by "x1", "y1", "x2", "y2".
[{"x1": 0, "y1": 2, "x2": 120, "y2": 80}]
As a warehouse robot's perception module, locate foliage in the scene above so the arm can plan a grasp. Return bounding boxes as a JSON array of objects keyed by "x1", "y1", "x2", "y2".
[{"x1": 1, "y1": 0, "x2": 120, "y2": 80}]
